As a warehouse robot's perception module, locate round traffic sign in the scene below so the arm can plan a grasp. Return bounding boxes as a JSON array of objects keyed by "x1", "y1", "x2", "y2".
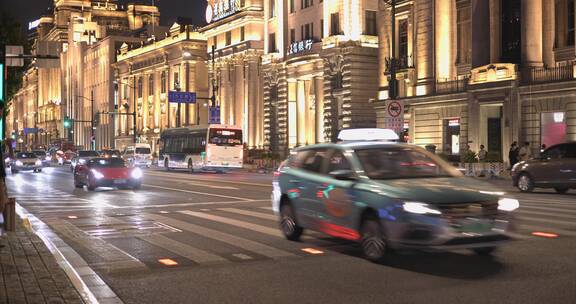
[{"x1": 387, "y1": 101, "x2": 402, "y2": 118}]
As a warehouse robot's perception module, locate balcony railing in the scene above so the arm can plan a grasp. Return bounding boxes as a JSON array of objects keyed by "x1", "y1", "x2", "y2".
[
  {"x1": 524, "y1": 63, "x2": 575, "y2": 84},
  {"x1": 384, "y1": 54, "x2": 414, "y2": 74},
  {"x1": 435, "y1": 77, "x2": 469, "y2": 94}
]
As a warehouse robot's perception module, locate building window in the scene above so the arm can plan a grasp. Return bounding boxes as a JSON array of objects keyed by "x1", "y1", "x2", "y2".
[
  {"x1": 302, "y1": 0, "x2": 313, "y2": 9},
  {"x1": 302, "y1": 23, "x2": 313, "y2": 40},
  {"x1": 330, "y1": 13, "x2": 341, "y2": 36},
  {"x1": 226, "y1": 31, "x2": 232, "y2": 46},
  {"x1": 541, "y1": 112, "x2": 567, "y2": 147},
  {"x1": 290, "y1": 29, "x2": 296, "y2": 44},
  {"x1": 161, "y1": 71, "x2": 167, "y2": 94},
  {"x1": 148, "y1": 75, "x2": 154, "y2": 96},
  {"x1": 122, "y1": 78, "x2": 129, "y2": 99},
  {"x1": 320, "y1": 19, "x2": 324, "y2": 38},
  {"x1": 364, "y1": 11, "x2": 377, "y2": 36},
  {"x1": 173, "y1": 72, "x2": 180, "y2": 90},
  {"x1": 240, "y1": 26, "x2": 245, "y2": 42},
  {"x1": 290, "y1": 0, "x2": 295, "y2": 13},
  {"x1": 269, "y1": 33, "x2": 277, "y2": 52},
  {"x1": 269, "y1": 0, "x2": 276, "y2": 18},
  {"x1": 501, "y1": 0, "x2": 521, "y2": 64},
  {"x1": 568, "y1": 0, "x2": 575, "y2": 46},
  {"x1": 137, "y1": 77, "x2": 143, "y2": 98},
  {"x1": 457, "y1": 3, "x2": 472, "y2": 64},
  {"x1": 398, "y1": 19, "x2": 409, "y2": 63},
  {"x1": 443, "y1": 119, "x2": 461, "y2": 155}
]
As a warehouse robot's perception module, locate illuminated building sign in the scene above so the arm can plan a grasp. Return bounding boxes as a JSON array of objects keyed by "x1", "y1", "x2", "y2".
[
  {"x1": 448, "y1": 119, "x2": 460, "y2": 127},
  {"x1": 28, "y1": 19, "x2": 41, "y2": 30},
  {"x1": 287, "y1": 39, "x2": 313, "y2": 56},
  {"x1": 206, "y1": 0, "x2": 242, "y2": 23}
]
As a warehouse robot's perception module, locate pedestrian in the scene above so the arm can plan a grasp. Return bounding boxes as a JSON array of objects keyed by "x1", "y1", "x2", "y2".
[
  {"x1": 519, "y1": 142, "x2": 532, "y2": 161},
  {"x1": 477, "y1": 145, "x2": 487, "y2": 162},
  {"x1": 509, "y1": 141, "x2": 519, "y2": 169}
]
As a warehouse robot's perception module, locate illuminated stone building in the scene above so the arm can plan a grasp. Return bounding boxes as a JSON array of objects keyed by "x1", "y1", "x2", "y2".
[
  {"x1": 262, "y1": 0, "x2": 380, "y2": 154},
  {"x1": 202, "y1": 0, "x2": 265, "y2": 149},
  {"x1": 114, "y1": 24, "x2": 209, "y2": 152},
  {"x1": 376, "y1": 0, "x2": 576, "y2": 163}
]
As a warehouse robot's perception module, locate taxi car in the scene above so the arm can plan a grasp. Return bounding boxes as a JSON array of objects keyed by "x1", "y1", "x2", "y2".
[
  {"x1": 273, "y1": 129, "x2": 519, "y2": 261},
  {"x1": 74, "y1": 157, "x2": 143, "y2": 191},
  {"x1": 10, "y1": 152, "x2": 43, "y2": 174}
]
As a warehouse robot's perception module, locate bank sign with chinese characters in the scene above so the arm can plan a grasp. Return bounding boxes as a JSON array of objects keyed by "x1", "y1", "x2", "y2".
[
  {"x1": 287, "y1": 40, "x2": 314, "y2": 56},
  {"x1": 206, "y1": 0, "x2": 242, "y2": 23}
]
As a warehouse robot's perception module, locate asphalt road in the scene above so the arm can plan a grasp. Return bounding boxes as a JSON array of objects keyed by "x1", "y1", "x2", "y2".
[{"x1": 5, "y1": 166, "x2": 576, "y2": 304}]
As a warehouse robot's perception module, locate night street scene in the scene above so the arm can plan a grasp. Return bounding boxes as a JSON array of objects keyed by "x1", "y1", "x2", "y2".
[{"x1": 1, "y1": 0, "x2": 575, "y2": 303}]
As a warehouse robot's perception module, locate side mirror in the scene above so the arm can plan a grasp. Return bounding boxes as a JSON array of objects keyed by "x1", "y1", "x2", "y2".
[{"x1": 329, "y1": 170, "x2": 357, "y2": 181}]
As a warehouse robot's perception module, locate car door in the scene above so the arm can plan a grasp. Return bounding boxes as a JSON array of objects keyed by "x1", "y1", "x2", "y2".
[
  {"x1": 534, "y1": 145, "x2": 566, "y2": 185},
  {"x1": 560, "y1": 143, "x2": 576, "y2": 186},
  {"x1": 311, "y1": 149, "x2": 359, "y2": 239}
]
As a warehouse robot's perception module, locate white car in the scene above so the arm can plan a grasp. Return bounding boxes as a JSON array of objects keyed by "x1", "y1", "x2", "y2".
[
  {"x1": 11, "y1": 152, "x2": 43, "y2": 174},
  {"x1": 123, "y1": 144, "x2": 153, "y2": 168}
]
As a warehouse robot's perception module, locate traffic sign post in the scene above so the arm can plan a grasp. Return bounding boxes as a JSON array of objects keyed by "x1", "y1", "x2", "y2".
[
  {"x1": 168, "y1": 91, "x2": 197, "y2": 104},
  {"x1": 383, "y1": 100, "x2": 404, "y2": 134},
  {"x1": 209, "y1": 106, "x2": 221, "y2": 124}
]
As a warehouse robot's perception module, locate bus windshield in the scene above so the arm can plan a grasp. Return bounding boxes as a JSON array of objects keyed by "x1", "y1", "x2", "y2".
[{"x1": 208, "y1": 128, "x2": 242, "y2": 146}]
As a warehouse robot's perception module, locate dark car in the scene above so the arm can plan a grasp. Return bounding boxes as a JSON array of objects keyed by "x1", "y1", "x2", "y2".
[
  {"x1": 70, "y1": 150, "x2": 101, "y2": 172},
  {"x1": 100, "y1": 149, "x2": 122, "y2": 159},
  {"x1": 74, "y1": 157, "x2": 143, "y2": 191},
  {"x1": 512, "y1": 142, "x2": 576, "y2": 193}
]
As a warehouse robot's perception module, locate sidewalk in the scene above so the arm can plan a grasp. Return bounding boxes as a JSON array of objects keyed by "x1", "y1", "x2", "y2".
[{"x1": 0, "y1": 220, "x2": 85, "y2": 304}]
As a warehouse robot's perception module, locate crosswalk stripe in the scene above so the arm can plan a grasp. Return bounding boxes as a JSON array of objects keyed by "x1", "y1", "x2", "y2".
[
  {"x1": 179, "y1": 210, "x2": 283, "y2": 237},
  {"x1": 143, "y1": 184, "x2": 253, "y2": 201},
  {"x1": 145, "y1": 214, "x2": 295, "y2": 259},
  {"x1": 517, "y1": 209, "x2": 576, "y2": 219},
  {"x1": 139, "y1": 234, "x2": 229, "y2": 265},
  {"x1": 218, "y1": 208, "x2": 277, "y2": 221},
  {"x1": 517, "y1": 215, "x2": 576, "y2": 227}
]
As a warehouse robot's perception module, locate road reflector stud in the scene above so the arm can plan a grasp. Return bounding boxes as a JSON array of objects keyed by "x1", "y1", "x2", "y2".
[
  {"x1": 301, "y1": 248, "x2": 324, "y2": 255},
  {"x1": 531, "y1": 231, "x2": 559, "y2": 238},
  {"x1": 158, "y1": 258, "x2": 179, "y2": 266}
]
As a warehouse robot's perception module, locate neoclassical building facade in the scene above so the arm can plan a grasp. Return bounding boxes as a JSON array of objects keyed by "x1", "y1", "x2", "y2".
[
  {"x1": 376, "y1": 0, "x2": 576, "y2": 163},
  {"x1": 262, "y1": 0, "x2": 380, "y2": 154},
  {"x1": 114, "y1": 24, "x2": 209, "y2": 153}
]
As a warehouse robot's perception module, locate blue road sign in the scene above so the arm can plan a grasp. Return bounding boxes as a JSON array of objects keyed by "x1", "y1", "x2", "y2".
[
  {"x1": 209, "y1": 106, "x2": 221, "y2": 124},
  {"x1": 24, "y1": 128, "x2": 38, "y2": 134},
  {"x1": 168, "y1": 91, "x2": 196, "y2": 104}
]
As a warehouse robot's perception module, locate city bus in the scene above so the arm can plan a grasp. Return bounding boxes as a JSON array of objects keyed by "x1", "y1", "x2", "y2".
[{"x1": 159, "y1": 125, "x2": 243, "y2": 172}]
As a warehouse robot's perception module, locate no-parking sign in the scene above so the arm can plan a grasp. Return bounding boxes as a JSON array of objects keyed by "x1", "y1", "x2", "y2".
[{"x1": 384, "y1": 100, "x2": 404, "y2": 133}]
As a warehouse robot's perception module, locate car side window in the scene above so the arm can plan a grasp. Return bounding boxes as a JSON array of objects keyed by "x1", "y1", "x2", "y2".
[
  {"x1": 327, "y1": 150, "x2": 352, "y2": 173},
  {"x1": 301, "y1": 149, "x2": 328, "y2": 174},
  {"x1": 543, "y1": 146, "x2": 565, "y2": 160},
  {"x1": 564, "y1": 144, "x2": 576, "y2": 159}
]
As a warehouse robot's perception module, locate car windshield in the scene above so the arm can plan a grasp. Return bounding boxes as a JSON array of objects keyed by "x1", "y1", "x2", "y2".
[
  {"x1": 103, "y1": 150, "x2": 122, "y2": 157},
  {"x1": 355, "y1": 147, "x2": 460, "y2": 180},
  {"x1": 135, "y1": 148, "x2": 151, "y2": 154},
  {"x1": 79, "y1": 151, "x2": 100, "y2": 157},
  {"x1": 17, "y1": 153, "x2": 37, "y2": 159},
  {"x1": 32, "y1": 151, "x2": 46, "y2": 157},
  {"x1": 89, "y1": 158, "x2": 126, "y2": 168}
]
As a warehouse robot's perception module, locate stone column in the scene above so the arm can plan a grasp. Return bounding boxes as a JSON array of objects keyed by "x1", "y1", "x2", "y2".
[
  {"x1": 234, "y1": 61, "x2": 244, "y2": 129},
  {"x1": 415, "y1": 0, "x2": 434, "y2": 95},
  {"x1": 435, "y1": 0, "x2": 455, "y2": 80},
  {"x1": 472, "y1": 0, "x2": 490, "y2": 67},
  {"x1": 521, "y1": 0, "x2": 543, "y2": 67},
  {"x1": 247, "y1": 57, "x2": 260, "y2": 148},
  {"x1": 297, "y1": 79, "x2": 306, "y2": 146},
  {"x1": 314, "y1": 76, "x2": 324, "y2": 143},
  {"x1": 542, "y1": 0, "x2": 555, "y2": 67},
  {"x1": 489, "y1": 0, "x2": 501, "y2": 63},
  {"x1": 377, "y1": 1, "x2": 391, "y2": 90}
]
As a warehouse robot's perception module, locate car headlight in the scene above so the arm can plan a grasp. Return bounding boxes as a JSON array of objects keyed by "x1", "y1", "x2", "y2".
[
  {"x1": 91, "y1": 169, "x2": 105, "y2": 179},
  {"x1": 403, "y1": 202, "x2": 441, "y2": 215},
  {"x1": 35, "y1": 160, "x2": 42, "y2": 166},
  {"x1": 79, "y1": 159, "x2": 87, "y2": 164},
  {"x1": 498, "y1": 198, "x2": 519, "y2": 212},
  {"x1": 45, "y1": 156, "x2": 51, "y2": 161},
  {"x1": 131, "y1": 168, "x2": 143, "y2": 179},
  {"x1": 5, "y1": 157, "x2": 10, "y2": 162},
  {"x1": 15, "y1": 161, "x2": 23, "y2": 166}
]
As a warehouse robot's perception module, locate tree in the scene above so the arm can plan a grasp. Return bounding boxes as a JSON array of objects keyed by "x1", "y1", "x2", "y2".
[{"x1": 0, "y1": 6, "x2": 29, "y2": 102}]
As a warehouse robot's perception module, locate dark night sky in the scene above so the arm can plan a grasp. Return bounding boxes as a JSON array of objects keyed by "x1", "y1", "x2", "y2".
[{"x1": 1, "y1": 0, "x2": 207, "y2": 31}]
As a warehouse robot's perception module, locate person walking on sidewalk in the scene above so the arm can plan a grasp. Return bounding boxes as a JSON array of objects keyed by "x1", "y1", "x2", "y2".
[
  {"x1": 478, "y1": 145, "x2": 488, "y2": 162},
  {"x1": 519, "y1": 142, "x2": 532, "y2": 161},
  {"x1": 509, "y1": 141, "x2": 519, "y2": 169}
]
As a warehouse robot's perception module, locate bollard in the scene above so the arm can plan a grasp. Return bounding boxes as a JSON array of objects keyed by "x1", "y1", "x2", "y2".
[{"x1": 3, "y1": 198, "x2": 16, "y2": 232}]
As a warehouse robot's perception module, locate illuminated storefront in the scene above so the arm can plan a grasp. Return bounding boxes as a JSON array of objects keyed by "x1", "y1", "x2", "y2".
[
  {"x1": 263, "y1": 0, "x2": 380, "y2": 154},
  {"x1": 375, "y1": 0, "x2": 576, "y2": 165},
  {"x1": 202, "y1": 0, "x2": 265, "y2": 149}
]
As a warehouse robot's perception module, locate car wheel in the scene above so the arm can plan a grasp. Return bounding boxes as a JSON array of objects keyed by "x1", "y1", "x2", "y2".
[
  {"x1": 472, "y1": 246, "x2": 497, "y2": 256},
  {"x1": 164, "y1": 159, "x2": 170, "y2": 171},
  {"x1": 360, "y1": 215, "x2": 388, "y2": 262},
  {"x1": 188, "y1": 160, "x2": 194, "y2": 173},
  {"x1": 517, "y1": 173, "x2": 534, "y2": 193},
  {"x1": 87, "y1": 178, "x2": 96, "y2": 191},
  {"x1": 554, "y1": 187, "x2": 569, "y2": 194},
  {"x1": 37, "y1": 169, "x2": 42, "y2": 173},
  {"x1": 279, "y1": 202, "x2": 303, "y2": 241},
  {"x1": 74, "y1": 179, "x2": 83, "y2": 188}
]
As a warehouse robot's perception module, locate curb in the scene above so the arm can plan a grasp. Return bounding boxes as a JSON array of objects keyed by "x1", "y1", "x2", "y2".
[{"x1": 15, "y1": 203, "x2": 124, "y2": 304}]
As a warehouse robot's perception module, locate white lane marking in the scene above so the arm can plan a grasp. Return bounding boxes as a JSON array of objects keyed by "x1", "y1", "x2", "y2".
[
  {"x1": 232, "y1": 253, "x2": 253, "y2": 260},
  {"x1": 218, "y1": 208, "x2": 277, "y2": 221},
  {"x1": 145, "y1": 171, "x2": 271, "y2": 188},
  {"x1": 517, "y1": 215, "x2": 576, "y2": 227},
  {"x1": 518, "y1": 224, "x2": 576, "y2": 237},
  {"x1": 519, "y1": 198, "x2": 576, "y2": 205},
  {"x1": 259, "y1": 206, "x2": 274, "y2": 211},
  {"x1": 143, "y1": 184, "x2": 253, "y2": 201},
  {"x1": 145, "y1": 214, "x2": 295, "y2": 258},
  {"x1": 520, "y1": 205, "x2": 576, "y2": 215},
  {"x1": 516, "y1": 209, "x2": 576, "y2": 219},
  {"x1": 139, "y1": 234, "x2": 229, "y2": 265},
  {"x1": 107, "y1": 199, "x2": 270, "y2": 209},
  {"x1": 179, "y1": 210, "x2": 282, "y2": 237}
]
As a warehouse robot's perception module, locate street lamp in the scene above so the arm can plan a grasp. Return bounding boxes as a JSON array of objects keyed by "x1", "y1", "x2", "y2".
[
  {"x1": 113, "y1": 80, "x2": 137, "y2": 144},
  {"x1": 382, "y1": 0, "x2": 398, "y2": 100},
  {"x1": 75, "y1": 93, "x2": 96, "y2": 150}
]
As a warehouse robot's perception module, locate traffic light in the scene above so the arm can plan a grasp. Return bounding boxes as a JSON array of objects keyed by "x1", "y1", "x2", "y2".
[
  {"x1": 64, "y1": 116, "x2": 72, "y2": 129},
  {"x1": 93, "y1": 113, "x2": 100, "y2": 127}
]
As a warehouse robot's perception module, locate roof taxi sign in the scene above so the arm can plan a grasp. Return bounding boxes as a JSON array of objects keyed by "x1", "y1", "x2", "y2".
[
  {"x1": 206, "y1": 0, "x2": 242, "y2": 23},
  {"x1": 287, "y1": 39, "x2": 313, "y2": 56}
]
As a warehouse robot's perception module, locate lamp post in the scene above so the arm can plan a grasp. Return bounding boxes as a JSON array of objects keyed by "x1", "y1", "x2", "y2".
[
  {"x1": 383, "y1": 0, "x2": 398, "y2": 100},
  {"x1": 113, "y1": 80, "x2": 137, "y2": 144},
  {"x1": 75, "y1": 93, "x2": 96, "y2": 150}
]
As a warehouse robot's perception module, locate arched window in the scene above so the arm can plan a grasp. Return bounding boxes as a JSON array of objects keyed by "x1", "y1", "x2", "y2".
[
  {"x1": 137, "y1": 77, "x2": 143, "y2": 98},
  {"x1": 148, "y1": 74, "x2": 154, "y2": 96},
  {"x1": 161, "y1": 71, "x2": 167, "y2": 93}
]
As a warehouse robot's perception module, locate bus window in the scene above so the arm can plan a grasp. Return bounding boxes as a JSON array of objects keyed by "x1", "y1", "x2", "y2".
[{"x1": 209, "y1": 128, "x2": 243, "y2": 146}]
